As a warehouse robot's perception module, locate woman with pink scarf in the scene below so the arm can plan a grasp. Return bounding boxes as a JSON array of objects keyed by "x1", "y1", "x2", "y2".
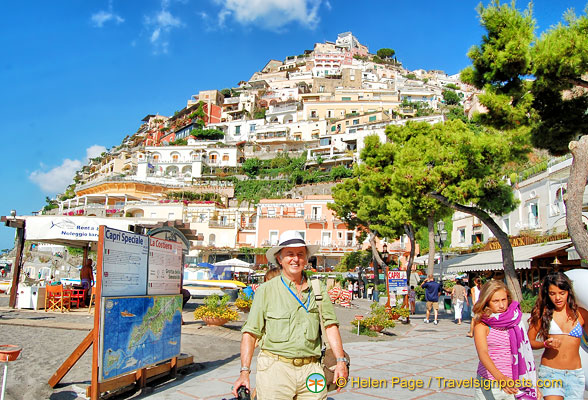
[{"x1": 472, "y1": 280, "x2": 537, "y2": 400}]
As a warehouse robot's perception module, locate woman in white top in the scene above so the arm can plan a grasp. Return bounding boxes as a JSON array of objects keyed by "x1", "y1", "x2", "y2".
[{"x1": 467, "y1": 277, "x2": 482, "y2": 337}]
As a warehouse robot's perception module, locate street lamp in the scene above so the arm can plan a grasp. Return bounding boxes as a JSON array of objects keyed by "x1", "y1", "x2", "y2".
[{"x1": 433, "y1": 220, "x2": 448, "y2": 281}]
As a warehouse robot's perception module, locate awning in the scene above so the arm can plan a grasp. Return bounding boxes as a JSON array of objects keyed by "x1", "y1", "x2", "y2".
[{"x1": 444, "y1": 239, "x2": 572, "y2": 273}]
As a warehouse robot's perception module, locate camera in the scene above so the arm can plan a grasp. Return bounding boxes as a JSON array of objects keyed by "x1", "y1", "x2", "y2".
[{"x1": 237, "y1": 385, "x2": 250, "y2": 400}]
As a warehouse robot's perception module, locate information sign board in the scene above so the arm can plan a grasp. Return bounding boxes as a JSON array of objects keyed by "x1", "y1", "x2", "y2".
[
  {"x1": 147, "y1": 237, "x2": 182, "y2": 295},
  {"x1": 101, "y1": 227, "x2": 149, "y2": 297},
  {"x1": 387, "y1": 270, "x2": 407, "y2": 288}
]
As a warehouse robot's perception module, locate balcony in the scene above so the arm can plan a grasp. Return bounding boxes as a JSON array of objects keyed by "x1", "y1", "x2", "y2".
[
  {"x1": 239, "y1": 224, "x2": 257, "y2": 231},
  {"x1": 305, "y1": 216, "x2": 327, "y2": 226},
  {"x1": 208, "y1": 220, "x2": 235, "y2": 229}
]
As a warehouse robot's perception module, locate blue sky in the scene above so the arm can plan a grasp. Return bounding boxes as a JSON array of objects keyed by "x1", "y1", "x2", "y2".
[{"x1": 1, "y1": 0, "x2": 585, "y2": 250}]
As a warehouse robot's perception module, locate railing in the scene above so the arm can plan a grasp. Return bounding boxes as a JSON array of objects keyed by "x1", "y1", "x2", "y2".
[
  {"x1": 240, "y1": 224, "x2": 257, "y2": 230},
  {"x1": 208, "y1": 220, "x2": 235, "y2": 229},
  {"x1": 305, "y1": 216, "x2": 327, "y2": 223}
]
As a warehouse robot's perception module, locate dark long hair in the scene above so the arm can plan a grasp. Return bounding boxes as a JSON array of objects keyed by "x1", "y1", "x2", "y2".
[{"x1": 529, "y1": 272, "x2": 579, "y2": 340}]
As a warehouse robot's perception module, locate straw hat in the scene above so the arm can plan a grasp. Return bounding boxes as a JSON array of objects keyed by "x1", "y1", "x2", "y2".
[{"x1": 266, "y1": 230, "x2": 319, "y2": 266}]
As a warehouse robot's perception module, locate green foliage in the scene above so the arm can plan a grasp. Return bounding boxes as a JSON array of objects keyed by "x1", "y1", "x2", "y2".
[
  {"x1": 377, "y1": 48, "x2": 395, "y2": 59},
  {"x1": 351, "y1": 302, "x2": 396, "y2": 335},
  {"x1": 253, "y1": 108, "x2": 266, "y2": 119},
  {"x1": 191, "y1": 128, "x2": 225, "y2": 140},
  {"x1": 43, "y1": 196, "x2": 58, "y2": 212},
  {"x1": 442, "y1": 90, "x2": 460, "y2": 105},
  {"x1": 220, "y1": 88, "x2": 232, "y2": 98},
  {"x1": 414, "y1": 285, "x2": 425, "y2": 301},
  {"x1": 445, "y1": 83, "x2": 460, "y2": 90},
  {"x1": 520, "y1": 290, "x2": 537, "y2": 313},
  {"x1": 170, "y1": 138, "x2": 188, "y2": 146},
  {"x1": 234, "y1": 180, "x2": 294, "y2": 203},
  {"x1": 329, "y1": 165, "x2": 353, "y2": 181},
  {"x1": 166, "y1": 191, "x2": 221, "y2": 202},
  {"x1": 66, "y1": 246, "x2": 85, "y2": 257},
  {"x1": 377, "y1": 283, "x2": 387, "y2": 293},
  {"x1": 405, "y1": 73, "x2": 417, "y2": 80},
  {"x1": 446, "y1": 106, "x2": 468, "y2": 123},
  {"x1": 335, "y1": 250, "x2": 371, "y2": 272},
  {"x1": 242, "y1": 158, "x2": 263, "y2": 177}
]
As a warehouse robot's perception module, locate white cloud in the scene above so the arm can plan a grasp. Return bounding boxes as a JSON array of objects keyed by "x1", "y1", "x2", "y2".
[
  {"x1": 144, "y1": 1, "x2": 184, "y2": 54},
  {"x1": 212, "y1": 0, "x2": 323, "y2": 31},
  {"x1": 28, "y1": 145, "x2": 107, "y2": 194},
  {"x1": 86, "y1": 145, "x2": 107, "y2": 160},
  {"x1": 91, "y1": 10, "x2": 124, "y2": 27},
  {"x1": 29, "y1": 159, "x2": 83, "y2": 194}
]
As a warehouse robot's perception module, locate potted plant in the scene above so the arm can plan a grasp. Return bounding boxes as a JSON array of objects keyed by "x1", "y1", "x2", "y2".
[
  {"x1": 194, "y1": 294, "x2": 239, "y2": 326},
  {"x1": 388, "y1": 305, "x2": 410, "y2": 320},
  {"x1": 351, "y1": 303, "x2": 395, "y2": 335},
  {"x1": 235, "y1": 292, "x2": 253, "y2": 312}
]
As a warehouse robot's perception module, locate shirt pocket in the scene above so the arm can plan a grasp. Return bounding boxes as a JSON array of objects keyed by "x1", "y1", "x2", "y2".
[
  {"x1": 266, "y1": 311, "x2": 290, "y2": 343},
  {"x1": 304, "y1": 309, "x2": 320, "y2": 342}
]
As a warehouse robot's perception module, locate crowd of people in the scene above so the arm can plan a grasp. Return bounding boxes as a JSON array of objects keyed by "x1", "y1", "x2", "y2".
[{"x1": 228, "y1": 230, "x2": 586, "y2": 400}]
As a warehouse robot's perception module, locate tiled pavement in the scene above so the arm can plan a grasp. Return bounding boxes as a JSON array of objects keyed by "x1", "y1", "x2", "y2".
[{"x1": 151, "y1": 316, "x2": 588, "y2": 400}]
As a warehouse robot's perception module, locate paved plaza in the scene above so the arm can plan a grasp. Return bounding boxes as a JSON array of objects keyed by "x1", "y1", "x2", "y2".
[{"x1": 150, "y1": 301, "x2": 588, "y2": 400}]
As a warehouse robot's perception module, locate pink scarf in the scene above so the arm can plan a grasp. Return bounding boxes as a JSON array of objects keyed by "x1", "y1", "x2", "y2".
[{"x1": 481, "y1": 301, "x2": 537, "y2": 400}]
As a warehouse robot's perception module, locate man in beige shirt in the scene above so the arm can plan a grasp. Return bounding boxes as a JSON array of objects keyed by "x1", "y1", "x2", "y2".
[{"x1": 232, "y1": 231, "x2": 348, "y2": 399}]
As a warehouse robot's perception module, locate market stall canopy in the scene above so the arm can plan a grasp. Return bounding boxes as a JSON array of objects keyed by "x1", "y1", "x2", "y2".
[
  {"x1": 444, "y1": 239, "x2": 573, "y2": 274},
  {"x1": 214, "y1": 258, "x2": 252, "y2": 268},
  {"x1": 197, "y1": 262, "x2": 215, "y2": 269}
]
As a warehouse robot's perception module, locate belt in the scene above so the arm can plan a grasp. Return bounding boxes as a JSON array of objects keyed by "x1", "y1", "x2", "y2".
[{"x1": 263, "y1": 351, "x2": 319, "y2": 367}]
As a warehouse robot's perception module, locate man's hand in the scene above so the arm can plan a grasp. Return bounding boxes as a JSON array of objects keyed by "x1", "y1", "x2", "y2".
[
  {"x1": 333, "y1": 362, "x2": 348, "y2": 392},
  {"x1": 232, "y1": 372, "x2": 250, "y2": 397}
]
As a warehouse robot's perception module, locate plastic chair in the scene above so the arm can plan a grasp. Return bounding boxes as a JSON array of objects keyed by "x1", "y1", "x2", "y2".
[{"x1": 44, "y1": 285, "x2": 71, "y2": 313}]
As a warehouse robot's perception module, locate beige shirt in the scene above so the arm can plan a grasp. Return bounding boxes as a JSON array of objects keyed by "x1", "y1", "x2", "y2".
[
  {"x1": 242, "y1": 273, "x2": 338, "y2": 358},
  {"x1": 453, "y1": 284, "x2": 466, "y2": 301}
]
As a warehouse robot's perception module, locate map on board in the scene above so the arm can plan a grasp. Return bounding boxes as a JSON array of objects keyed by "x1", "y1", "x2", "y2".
[{"x1": 99, "y1": 294, "x2": 182, "y2": 382}]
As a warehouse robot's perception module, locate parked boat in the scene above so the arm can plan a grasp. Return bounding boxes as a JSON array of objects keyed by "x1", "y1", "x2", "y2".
[{"x1": 183, "y1": 267, "x2": 245, "y2": 298}]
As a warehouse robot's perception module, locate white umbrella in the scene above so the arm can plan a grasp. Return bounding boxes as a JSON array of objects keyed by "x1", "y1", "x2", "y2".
[{"x1": 213, "y1": 258, "x2": 252, "y2": 268}]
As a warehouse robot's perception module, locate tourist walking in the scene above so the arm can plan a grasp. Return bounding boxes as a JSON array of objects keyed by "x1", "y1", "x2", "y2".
[
  {"x1": 367, "y1": 285, "x2": 373, "y2": 300},
  {"x1": 472, "y1": 280, "x2": 537, "y2": 400},
  {"x1": 451, "y1": 279, "x2": 468, "y2": 325},
  {"x1": 528, "y1": 272, "x2": 587, "y2": 400},
  {"x1": 353, "y1": 280, "x2": 359, "y2": 299},
  {"x1": 232, "y1": 231, "x2": 348, "y2": 399},
  {"x1": 467, "y1": 277, "x2": 482, "y2": 337},
  {"x1": 347, "y1": 281, "x2": 354, "y2": 299},
  {"x1": 421, "y1": 275, "x2": 441, "y2": 324},
  {"x1": 408, "y1": 285, "x2": 416, "y2": 315}
]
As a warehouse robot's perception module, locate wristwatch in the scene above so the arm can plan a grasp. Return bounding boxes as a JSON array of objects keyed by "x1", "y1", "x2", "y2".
[
  {"x1": 240, "y1": 366, "x2": 251, "y2": 373},
  {"x1": 336, "y1": 357, "x2": 349, "y2": 364}
]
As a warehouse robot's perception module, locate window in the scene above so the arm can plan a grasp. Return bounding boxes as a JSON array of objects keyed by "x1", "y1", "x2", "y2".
[
  {"x1": 268, "y1": 208, "x2": 276, "y2": 217},
  {"x1": 369, "y1": 115, "x2": 377, "y2": 122},
  {"x1": 297, "y1": 231, "x2": 306, "y2": 240},
  {"x1": 528, "y1": 203, "x2": 539, "y2": 228},
  {"x1": 269, "y1": 231, "x2": 279, "y2": 246},
  {"x1": 353, "y1": 119, "x2": 359, "y2": 125},
  {"x1": 151, "y1": 212, "x2": 157, "y2": 218},
  {"x1": 311, "y1": 206, "x2": 321, "y2": 219},
  {"x1": 327, "y1": 110, "x2": 333, "y2": 118},
  {"x1": 321, "y1": 231, "x2": 331, "y2": 246},
  {"x1": 350, "y1": 74, "x2": 355, "y2": 81},
  {"x1": 503, "y1": 218, "x2": 510, "y2": 234},
  {"x1": 168, "y1": 213, "x2": 175, "y2": 219},
  {"x1": 337, "y1": 231, "x2": 343, "y2": 240},
  {"x1": 342, "y1": 97, "x2": 351, "y2": 101},
  {"x1": 222, "y1": 154, "x2": 229, "y2": 161},
  {"x1": 209, "y1": 234, "x2": 216, "y2": 246},
  {"x1": 319, "y1": 85, "x2": 325, "y2": 93},
  {"x1": 472, "y1": 233, "x2": 484, "y2": 243},
  {"x1": 310, "y1": 110, "x2": 318, "y2": 118},
  {"x1": 331, "y1": 126, "x2": 337, "y2": 132},
  {"x1": 346, "y1": 231, "x2": 354, "y2": 245},
  {"x1": 320, "y1": 138, "x2": 330, "y2": 146},
  {"x1": 235, "y1": 125, "x2": 241, "y2": 135},
  {"x1": 250, "y1": 124, "x2": 256, "y2": 132},
  {"x1": 209, "y1": 153, "x2": 217, "y2": 163},
  {"x1": 296, "y1": 208, "x2": 305, "y2": 217},
  {"x1": 458, "y1": 228, "x2": 466, "y2": 243}
]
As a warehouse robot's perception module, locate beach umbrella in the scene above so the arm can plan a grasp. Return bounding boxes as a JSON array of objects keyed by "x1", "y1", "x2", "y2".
[{"x1": 213, "y1": 258, "x2": 252, "y2": 268}]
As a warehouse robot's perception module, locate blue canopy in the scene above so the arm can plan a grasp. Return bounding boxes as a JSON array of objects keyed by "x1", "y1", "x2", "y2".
[{"x1": 197, "y1": 262, "x2": 215, "y2": 269}]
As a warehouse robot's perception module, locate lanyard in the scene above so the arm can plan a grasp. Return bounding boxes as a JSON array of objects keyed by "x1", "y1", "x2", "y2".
[{"x1": 281, "y1": 277, "x2": 310, "y2": 313}]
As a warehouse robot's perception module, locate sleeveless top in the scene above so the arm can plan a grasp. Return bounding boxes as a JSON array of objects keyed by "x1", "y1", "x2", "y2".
[
  {"x1": 472, "y1": 286, "x2": 481, "y2": 304},
  {"x1": 477, "y1": 326, "x2": 513, "y2": 380}
]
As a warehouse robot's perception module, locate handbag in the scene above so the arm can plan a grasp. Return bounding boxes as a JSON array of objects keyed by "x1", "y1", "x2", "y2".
[{"x1": 310, "y1": 278, "x2": 350, "y2": 392}]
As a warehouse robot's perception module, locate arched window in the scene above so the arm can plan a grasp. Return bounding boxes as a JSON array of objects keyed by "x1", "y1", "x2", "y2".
[{"x1": 209, "y1": 234, "x2": 216, "y2": 246}]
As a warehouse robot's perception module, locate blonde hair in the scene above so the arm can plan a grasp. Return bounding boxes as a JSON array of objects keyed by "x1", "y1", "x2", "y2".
[
  {"x1": 472, "y1": 280, "x2": 511, "y2": 321},
  {"x1": 264, "y1": 268, "x2": 281, "y2": 282}
]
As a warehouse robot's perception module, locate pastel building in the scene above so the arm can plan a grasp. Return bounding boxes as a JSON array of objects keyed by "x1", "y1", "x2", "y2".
[{"x1": 255, "y1": 195, "x2": 358, "y2": 269}]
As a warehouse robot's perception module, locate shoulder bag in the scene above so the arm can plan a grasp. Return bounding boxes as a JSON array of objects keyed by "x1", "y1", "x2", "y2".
[{"x1": 310, "y1": 278, "x2": 350, "y2": 392}]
